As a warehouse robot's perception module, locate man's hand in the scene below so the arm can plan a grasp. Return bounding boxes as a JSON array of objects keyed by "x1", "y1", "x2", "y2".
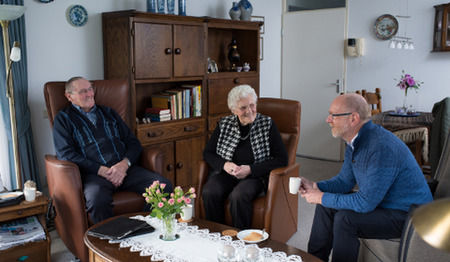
[
  {"x1": 299, "y1": 178, "x2": 324, "y2": 205},
  {"x1": 98, "y1": 160, "x2": 129, "y2": 187}
]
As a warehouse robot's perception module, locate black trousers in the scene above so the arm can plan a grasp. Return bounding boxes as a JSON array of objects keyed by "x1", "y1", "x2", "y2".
[
  {"x1": 202, "y1": 172, "x2": 264, "y2": 229},
  {"x1": 83, "y1": 165, "x2": 173, "y2": 224},
  {"x1": 308, "y1": 205, "x2": 408, "y2": 262}
]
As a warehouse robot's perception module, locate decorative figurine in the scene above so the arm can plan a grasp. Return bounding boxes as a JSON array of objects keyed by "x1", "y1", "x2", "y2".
[
  {"x1": 228, "y1": 35, "x2": 241, "y2": 71},
  {"x1": 243, "y1": 62, "x2": 250, "y2": 72}
]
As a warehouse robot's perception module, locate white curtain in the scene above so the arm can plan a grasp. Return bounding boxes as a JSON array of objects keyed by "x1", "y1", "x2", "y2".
[{"x1": 0, "y1": 106, "x2": 11, "y2": 191}]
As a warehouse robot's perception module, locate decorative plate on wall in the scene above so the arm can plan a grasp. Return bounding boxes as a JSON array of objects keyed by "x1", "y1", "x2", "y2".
[
  {"x1": 373, "y1": 14, "x2": 398, "y2": 40},
  {"x1": 67, "y1": 5, "x2": 88, "y2": 27},
  {"x1": 38, "y1": 0, "x2": 54, "y2": 3}
]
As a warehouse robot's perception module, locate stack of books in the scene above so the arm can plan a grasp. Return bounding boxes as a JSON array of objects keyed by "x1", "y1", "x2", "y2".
[
  {"x1": 145, "y1": 108, "x2": 171, "y2": 122},
  {"x1": 150, "y1": 84, "x2": 202, "y2": 121}
]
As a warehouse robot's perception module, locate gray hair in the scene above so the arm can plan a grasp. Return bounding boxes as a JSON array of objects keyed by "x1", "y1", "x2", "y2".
[
  {"x1": 227, "y1": 85, "x2": 258, "y2": 111},
  {"x1": 65, "y1": 76, "x2": 86, "y2": 93},
  {"x1": 342, "y1": 93, "x2": 371, "y2": 122}
]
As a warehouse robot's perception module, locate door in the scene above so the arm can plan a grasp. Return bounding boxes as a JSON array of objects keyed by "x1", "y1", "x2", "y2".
[
  {"x1": 282, "y1": 8, "x2": 347, "y2": 161},
  {"x1": 173, "y1": 25, "x2": 205, "y2": 77},
  {"x1": 175, "y1": 136, "x2": 205, "y2": 190}
]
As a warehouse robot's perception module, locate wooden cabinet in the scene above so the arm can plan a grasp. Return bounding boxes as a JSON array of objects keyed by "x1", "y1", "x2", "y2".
[
  {"x1": 102, "y1": 10, "x2": 262, "y2": 189},
  {"x1": 1, "y1": 195, "x2": 50, "y2": 262},
  {"x1": 433, "y1": 3, "x2": 450, "y2": 52}
]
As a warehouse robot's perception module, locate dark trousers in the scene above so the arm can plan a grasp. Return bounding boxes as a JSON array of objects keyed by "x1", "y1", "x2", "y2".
[
  {"x1": 202, "y1": 172, "x2": 264, "y2": 229},
  {"x1": 308, "y1": 205, "x2": 408, "y2": 262},
  {"x1": 83, "y1": 165, "x2": 173, "y2": 224}
]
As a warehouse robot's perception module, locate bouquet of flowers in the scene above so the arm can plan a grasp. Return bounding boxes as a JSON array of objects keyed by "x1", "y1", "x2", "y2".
[
  {"x1": 395, "y1": 70, "x2": 422, "y2": 96},
  {"x1": 143, "y1": 180, "x2": 196, "y2": 219}
]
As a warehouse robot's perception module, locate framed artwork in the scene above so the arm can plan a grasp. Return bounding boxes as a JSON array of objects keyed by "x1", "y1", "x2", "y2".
[
  {"x1": 251, "y1": 16, "x2": 265, "y2": 35},
  {"x1": 260, "y1": 37, "x2": 264, "y2": 61}
]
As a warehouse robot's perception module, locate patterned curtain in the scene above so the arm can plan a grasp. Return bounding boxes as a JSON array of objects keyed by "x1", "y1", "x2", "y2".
[{"x1": 0, "y1": 0, "x2": 41, "y2": 190}]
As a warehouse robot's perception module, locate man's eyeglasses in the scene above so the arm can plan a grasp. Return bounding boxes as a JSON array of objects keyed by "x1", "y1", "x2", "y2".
[
  {"x1": 69, "y1": 86, "x2": 95, "y2": 95},
  {"x1": 329, "y1": 112, "x2": 352, "y2": 120}
]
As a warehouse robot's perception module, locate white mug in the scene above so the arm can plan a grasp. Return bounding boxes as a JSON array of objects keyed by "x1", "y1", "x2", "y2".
[
  {"x1": 24, "y1": 187, "x2": 36, "y2": 202},
  {"x1": 289, "y1": 177, "x2": 302, "y2": 195},
  {"x1": 181, "y1": 204, "x2": 193, "y2": 221}
]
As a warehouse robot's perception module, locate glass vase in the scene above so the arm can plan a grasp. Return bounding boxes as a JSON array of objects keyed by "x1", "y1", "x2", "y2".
[
  {"x1": 167, "y1": 0, "x2": 175, "y2": 14},
  {"x1": 157, "y1": 0, "x2": 165, "y2": 14},
  {"x1": 178, "y1": 0, "x2": 186, "y2": 16},
  {"x1": 160, "y1": 213, "x2": 178, "y2": 241}
]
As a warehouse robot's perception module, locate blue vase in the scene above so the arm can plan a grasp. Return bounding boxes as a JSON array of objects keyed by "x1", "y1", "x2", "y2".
[
  {"x1": 178, "y1": 0, "x2": 186, "y2": 16},
  {"x1": 229, "y1": 2, "x2": 241, "y2": 20},
  {"x1": 238, "y1": 0, "x2": 253, "y2": 21},
  {"x1": 167, "y1": 0, "x2": 175, "y2": 14},
  {"x1": 157, "y1": 0, "x2": 165, "y2": 14},
  {"x1": 147, "y1": 0, "x2": 157, "y2": 13}
]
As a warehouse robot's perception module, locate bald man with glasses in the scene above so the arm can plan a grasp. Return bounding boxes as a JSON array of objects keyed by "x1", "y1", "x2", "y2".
[{"x1": 298, "y1": 93, "x2": 432, "y2": 262}]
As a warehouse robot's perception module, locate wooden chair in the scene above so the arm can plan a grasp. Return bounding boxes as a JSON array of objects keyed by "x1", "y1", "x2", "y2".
[
  {"x1": 195, "y1": 97, "x2": 301, "y2": 243},
  {"x1": 44, "y1": 80, "x2": 164, "y2": 262},
  {"x1": 356, "y1": 88, "x2": 382, "y2": 115}
]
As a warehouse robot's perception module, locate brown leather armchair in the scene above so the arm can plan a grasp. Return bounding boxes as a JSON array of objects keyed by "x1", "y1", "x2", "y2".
[
  {"x1": 44, "y1": 80, "x2": 164, "y2": 262},
  {"x1": 195, "y1": 97, "x2": 301, "y2": 243}
]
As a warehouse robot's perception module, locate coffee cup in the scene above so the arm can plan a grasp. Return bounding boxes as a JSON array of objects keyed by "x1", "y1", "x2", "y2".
[
  {"x1": 24, "y1": 187, "x2": 36, "y2": 202},
  {"x1": 181, "y1": 204, "x2": 193, "y2": 221},
  {"x1": 289, "y1": 177, "x2": 301, "y2": 194}
]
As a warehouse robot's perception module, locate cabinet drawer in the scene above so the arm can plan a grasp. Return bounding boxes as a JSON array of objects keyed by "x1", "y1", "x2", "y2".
[
  {"x1": 137, "y1": 118, "x2": 205, "y2": 143},
  {"x1": 208, "y1": 76, "x2": 259, "y2": 115},
  {"x1": 3, "y1": 238, "x2": 49, "y2": 262},
  {"x1": 0, "y1": 205, "x2": 46, "y2": 222}
]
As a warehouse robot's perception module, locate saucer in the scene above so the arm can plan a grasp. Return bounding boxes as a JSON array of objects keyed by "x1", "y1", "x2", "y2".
[{"x1": 237, "y1": 229, "x2": 269, "y2": 243}]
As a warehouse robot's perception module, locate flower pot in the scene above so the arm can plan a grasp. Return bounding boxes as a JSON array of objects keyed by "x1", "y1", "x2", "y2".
[{"x1": 160, "y1": 213, "x2": 178, "y2": 241}]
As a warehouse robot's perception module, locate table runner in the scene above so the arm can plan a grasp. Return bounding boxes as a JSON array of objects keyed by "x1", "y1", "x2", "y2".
[{"x1": 102, "y1": 215, "x2": 303, "y2": 262}]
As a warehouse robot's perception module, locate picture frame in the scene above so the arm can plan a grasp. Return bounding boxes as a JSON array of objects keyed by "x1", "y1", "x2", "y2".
[
  {"x1": 208, "y1": 60, "x2": 219, "y2": 73},
  {"x1": 260, "y1": 37, "x2": 264, "y2": 61},
  {"x1": 251, "y1": 16, "x2": 265, "y2": 35}
]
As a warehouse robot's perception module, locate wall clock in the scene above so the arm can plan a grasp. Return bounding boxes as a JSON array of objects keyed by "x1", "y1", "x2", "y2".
[
  {"x1": 67, "y1": 5, "x2": 88, "y2": 27},
  {"x1": 373, "y1": 14, "x2": 398, "y2": 40}
]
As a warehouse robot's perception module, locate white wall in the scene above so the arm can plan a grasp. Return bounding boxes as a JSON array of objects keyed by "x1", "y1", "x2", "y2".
[
  {"x1": 24, "y1": 0, "x2": 281, "y2": 189},
  {"x1": 346, "y1": 0, "x2": 450, "y2": 112}
]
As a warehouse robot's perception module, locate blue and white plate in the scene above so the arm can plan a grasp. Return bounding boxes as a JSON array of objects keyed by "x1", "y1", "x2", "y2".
[{"x1": 67, "y1": 5, "x2": 88, "y2": 27}]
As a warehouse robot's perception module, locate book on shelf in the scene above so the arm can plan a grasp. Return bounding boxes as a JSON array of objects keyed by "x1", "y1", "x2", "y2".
[
  {"x1": 182, "y1": 84, "x2": 202, "y2": 117},
  {"x1": 145, "y1": 107, "x2": 171, "y2": 115},
  {"x1": 164, "y1": 89, "x2": 183, "y2": 120},
  {"x1": 151, "y1": 93, "x2": 176, "y2": 120}
]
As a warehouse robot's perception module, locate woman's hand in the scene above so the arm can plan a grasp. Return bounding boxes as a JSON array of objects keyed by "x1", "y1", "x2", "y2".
[{"x1": 224, "y1": 161, "x2": 239, "y2": 174}]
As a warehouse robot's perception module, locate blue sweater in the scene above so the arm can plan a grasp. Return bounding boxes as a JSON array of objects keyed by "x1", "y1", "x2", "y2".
[
  {"x1": 318, "y1": 120, "x2": 432, "y2": 213},
  {"x1": 53, "y1": 104, "x2": 142, "y2": 176}
]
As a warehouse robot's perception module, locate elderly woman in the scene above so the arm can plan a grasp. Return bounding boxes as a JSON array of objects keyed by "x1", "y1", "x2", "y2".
[{"x1": 202, "y1": 85, "x2": 288, "y2": 229}]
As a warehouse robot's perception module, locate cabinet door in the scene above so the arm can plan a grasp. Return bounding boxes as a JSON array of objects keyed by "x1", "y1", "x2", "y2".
[
  {"x1": 146, "y1": 142, "x2": 175, "y2": 184},
  {"x1": 134, "y1": 22, "x2": 172, "y2": 79},
  {"x1": 173, "y1": 25, "x2": 205, "y2": 77},
  {"x1": 208, "y1": 75, "x2": 259, "y2": 115},
  {"x1": 175, "y1": 136, "x2": 205, "y2": 190}
]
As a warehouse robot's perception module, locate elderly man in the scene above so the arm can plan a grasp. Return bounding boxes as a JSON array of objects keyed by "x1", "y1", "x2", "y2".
[
  {"x1": 53, "y1": 76, "x2": 173, "y2": 223},
  {"x1": 300, "y1": 93, "x2": 432, "y2": 262}
]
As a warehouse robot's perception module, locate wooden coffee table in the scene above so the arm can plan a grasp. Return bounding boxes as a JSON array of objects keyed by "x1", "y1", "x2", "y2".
[{"x1": 84, "y1": 213, "x2": 322, "y2": 262}]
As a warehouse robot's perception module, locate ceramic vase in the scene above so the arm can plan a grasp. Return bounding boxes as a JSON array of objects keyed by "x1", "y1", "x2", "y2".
[
  {"x1": 160, "y1": 213, "x2": 177, "y2": 241},
  {"x1": 229, "y1": 2, "x2": 241, "y2": 20},
  {"x1": 178, "y1": 0, "x2": 186, "y2": 15},
  {"x1": 238, "y1": 0, "x2": 253, "y2": 21},
  {"x1": 147, "y1": 0, "x2": 157, "y2": 13},
  {"x1": 157, "y1": 0, "x2": 165, "y2": 14},
  {"x1": 167, "y1": 0, "x2": 175, "y2": 14}
]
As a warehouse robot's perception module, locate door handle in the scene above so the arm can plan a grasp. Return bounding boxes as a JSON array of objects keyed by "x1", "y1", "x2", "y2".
[{"x1": 330, "y1": 79, "x2": 340, "y2": 94}]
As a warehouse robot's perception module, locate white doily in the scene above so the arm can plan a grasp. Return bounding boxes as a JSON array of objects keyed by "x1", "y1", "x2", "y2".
[{"x1": 99, "y1": 215, "x2": 303, "y2": 262}]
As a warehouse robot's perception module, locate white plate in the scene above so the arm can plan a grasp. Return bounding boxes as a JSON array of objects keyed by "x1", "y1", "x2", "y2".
[
  {"x1": 237, "y1": 229, "x2": 269, "y2": 243},
  {"x1": 0, "y1": 191, "x2": 23, "y2": 200}
]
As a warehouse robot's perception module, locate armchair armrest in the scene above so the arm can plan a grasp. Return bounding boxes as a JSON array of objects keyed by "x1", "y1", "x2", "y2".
[
  {"x1": 195, "y1": 160, "x2": 209, "y2": 218},
  {"x1": 44, "y1": 154, "x2": 89, "y2": 259},
  {"x1": 139, "y1": 146, "x2": 164, "y2": 175},
  {"x1": 264, "y1": 163, "x2": 300, "y2": 242}
]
